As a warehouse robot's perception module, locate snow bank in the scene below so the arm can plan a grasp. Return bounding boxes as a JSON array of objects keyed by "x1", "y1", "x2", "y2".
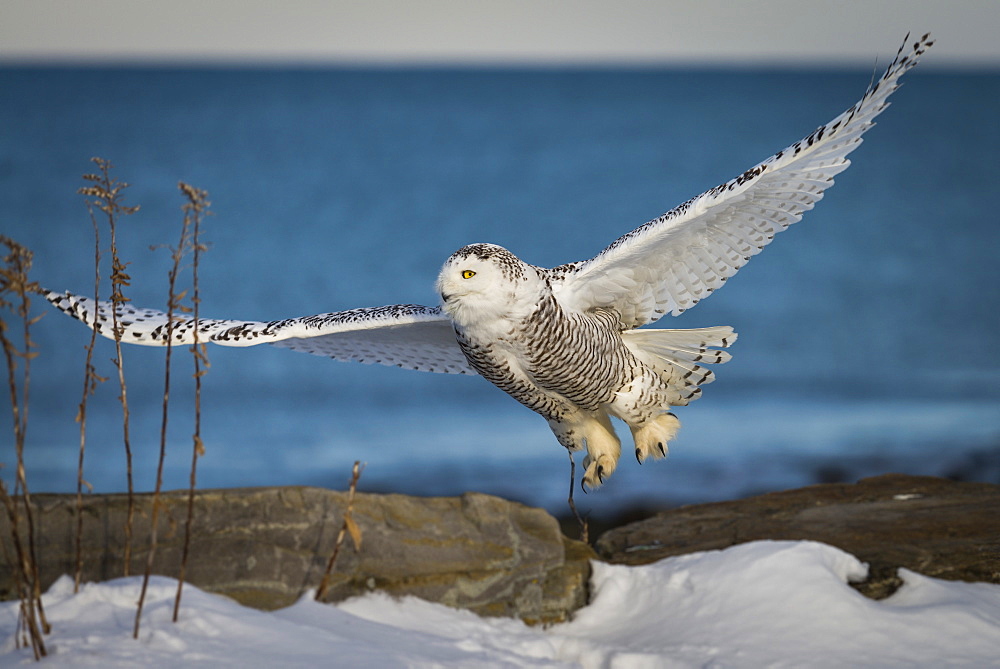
[{"x1": 3, "y1": 541, "x2": 999, "y2": 667}]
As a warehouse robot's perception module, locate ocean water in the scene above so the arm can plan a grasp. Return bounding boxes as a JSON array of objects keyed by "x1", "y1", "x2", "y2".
[{"x1": 1, "y1": 66, "x2": 998, "y2": 517}]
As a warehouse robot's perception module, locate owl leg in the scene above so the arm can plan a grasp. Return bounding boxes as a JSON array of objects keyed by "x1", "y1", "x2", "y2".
[
  {"x1": 548, "y1": 412, "x2": 621, "y2": 491},
  {"x1": 610, "y1": 369, "x2": 682, "y2": 464},
  {"x1": 631, "y1": 412, "x2": 681, "y2": 464},
  {"x1": 580, "y1": 412, "x2": 621, "y2": 491}
]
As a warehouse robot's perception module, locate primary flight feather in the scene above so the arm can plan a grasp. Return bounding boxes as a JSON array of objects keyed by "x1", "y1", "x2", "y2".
[{"x1": 46, "y1": 34, "x2": 933, "y2": 491}]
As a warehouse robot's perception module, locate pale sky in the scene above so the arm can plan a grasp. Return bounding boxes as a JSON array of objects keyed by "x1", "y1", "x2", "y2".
[{"x1": 2, "y1": 0, "x2": 998, "y2": 67}]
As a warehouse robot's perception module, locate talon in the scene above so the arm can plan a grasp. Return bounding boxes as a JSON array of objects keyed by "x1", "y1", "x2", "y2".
[
  {"x1": 635, "y1": 447, "x2": 643, "y2": 464},
  {"x1": 657, "y1": 442, "x2": 666, "y2": 457},
  {"x1": 581, "y1": 478, "x2": 589, "y2": 494},
  {"x1": 597, "y1": 465, "x2": 605, "y2": 484}
]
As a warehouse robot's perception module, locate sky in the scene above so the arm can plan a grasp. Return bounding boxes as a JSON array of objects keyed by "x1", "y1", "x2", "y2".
[{"x1": 2, "y1": 0, "x2": 999, "y2": 67}]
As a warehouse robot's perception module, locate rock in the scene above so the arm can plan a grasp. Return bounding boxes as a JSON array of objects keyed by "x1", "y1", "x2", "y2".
[
  {"x1": 595, "y1": 474, "x2": 1000, "y2": 598},
  {"x1": 8, "y1": 475, "x2": 992, "y2": 617},
  {"x1": 0, "y1": 487, "x2": 593, "y2": 624}
]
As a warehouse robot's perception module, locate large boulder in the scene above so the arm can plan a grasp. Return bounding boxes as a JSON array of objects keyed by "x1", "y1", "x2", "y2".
[
  {"x1": 5, "y1": 474, "x2": 995, "y2": 621},
  {"x1": 0, "y1": 487, "x2": 594, "y2": 624},
  {"x1": 595, "y1": 474, "x2": 1000, "y2": 598}
]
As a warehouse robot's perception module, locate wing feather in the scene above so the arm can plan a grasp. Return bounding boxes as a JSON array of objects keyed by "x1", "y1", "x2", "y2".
[
  {"x1": 44, "y1": 290, "x2": 475, "y2": 375},
  {"x1": 552, "y1": 33, "x2": 933, "y2": 327}
]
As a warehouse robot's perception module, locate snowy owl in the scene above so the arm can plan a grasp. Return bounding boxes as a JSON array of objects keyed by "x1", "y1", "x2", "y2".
[{"x1": 46, "y1": 35, "x2": 932, "y2": 491}]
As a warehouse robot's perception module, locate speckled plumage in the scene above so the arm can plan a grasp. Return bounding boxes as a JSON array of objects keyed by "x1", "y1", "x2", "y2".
[{"x1": 46, "y1": 34, "x2": 932, "y2": 490}]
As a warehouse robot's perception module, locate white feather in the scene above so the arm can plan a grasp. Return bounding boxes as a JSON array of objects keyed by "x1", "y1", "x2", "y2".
[
  {"x1": 44, "y1": 291, "x2": 474, "y2": 375},
  {"x1": 552, "y1": 33, "x2": 934, "y2": 326}
]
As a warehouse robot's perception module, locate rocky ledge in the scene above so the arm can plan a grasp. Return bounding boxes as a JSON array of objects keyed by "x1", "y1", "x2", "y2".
[
  {"x1": 0, "y1": 488, "x2": 593, "y2": 624},
  {"x1": 2, "y1": 474, "x2": 997, "y2": 622},
  {"x1": 596, "y1": 473, "x2": 1000, "y2": 598}
]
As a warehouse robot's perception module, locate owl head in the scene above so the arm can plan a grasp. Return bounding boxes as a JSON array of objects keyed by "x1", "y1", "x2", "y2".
[{"x1": 436, "y1": 243, "x2": 543, "y2": 327}]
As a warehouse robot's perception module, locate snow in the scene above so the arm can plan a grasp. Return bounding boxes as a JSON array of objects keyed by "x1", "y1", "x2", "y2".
[{"x1": 3, "y1": 541, "x2": 999, "y2": 667}]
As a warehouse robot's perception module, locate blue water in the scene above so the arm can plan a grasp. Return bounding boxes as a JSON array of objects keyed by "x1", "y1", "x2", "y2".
[{"x1": 2, "y1": 66, "x2": 998, "y2": 517}]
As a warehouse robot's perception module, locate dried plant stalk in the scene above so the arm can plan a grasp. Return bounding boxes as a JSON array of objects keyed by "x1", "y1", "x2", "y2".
[
  {"x1": 0, "y1": 479, "x2": 45, "y2": 660},
  {"x1": 74, "y1": 199, "x2": 106, "y2": 592},
  {"x1": 173, "y1": 181, "x2": 211, "y2": 623},
  {"x1": 0, "y1": 236, "x2": 48, "y2": 658},
  {"x1": 567, "y1": 451, "x2": 589, "y2": 544},
  {"x1": 79, "y1": 158, "x2": 140, "y2": 576},
  {"x1": 135, "y1": 180, "x2": 201, "y2": 638},
  {"x1": 315, "y1": 461, "x2": 365, "y2": 602}
]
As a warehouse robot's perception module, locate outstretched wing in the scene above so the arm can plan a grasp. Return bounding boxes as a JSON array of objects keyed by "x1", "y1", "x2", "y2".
[
  {"x1": 44, "y1": 290, "x2": 475, "y2": 374},
  {"x1": 552, "y1": 33, "x2": 933, "y2": 328}
]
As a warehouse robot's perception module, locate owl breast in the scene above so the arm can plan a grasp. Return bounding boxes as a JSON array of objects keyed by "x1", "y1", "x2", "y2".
[{"x1": 455, "y1": 292, "x2": 635, "y2": 420}]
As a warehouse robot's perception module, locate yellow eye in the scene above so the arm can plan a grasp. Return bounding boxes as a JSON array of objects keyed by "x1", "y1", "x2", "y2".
[{"x1": 461, "y1": 270, "x2": 476, "y2": 279}]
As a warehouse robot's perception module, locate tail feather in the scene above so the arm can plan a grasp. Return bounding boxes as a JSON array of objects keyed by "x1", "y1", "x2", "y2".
[{"x1": 623, "y1": 325, "x2": 736, "y2": 397}]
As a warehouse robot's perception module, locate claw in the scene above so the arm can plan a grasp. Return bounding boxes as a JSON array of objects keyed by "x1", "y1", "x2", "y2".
[
  {"x1": 629, "y1": 413, "x2": 679, "y2": 464},
  {"x1": 581, "y1": 478, "x2": 589, "y2": 494},
  {"x1": 597, "y1": 464, "x2": 605, "y2": 484},
  {"x1": 635, "y1": 447, "x2": 643, "y2": 464}
]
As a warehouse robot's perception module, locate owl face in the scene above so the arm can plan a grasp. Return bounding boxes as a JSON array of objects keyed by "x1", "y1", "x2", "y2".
[
  {"x1": 437, "y1": 245, "x2": 506, "y2": 308},
  {"x1": 436, "y1": 243, "x2": 540, "y2": 326}
]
